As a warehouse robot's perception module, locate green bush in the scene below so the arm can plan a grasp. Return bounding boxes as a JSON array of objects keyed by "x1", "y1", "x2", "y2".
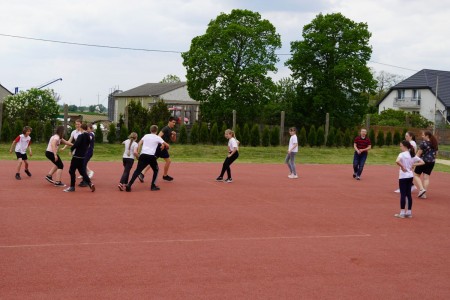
[
  {"x1": 335, "y1": 128, "x2": 343, "y2": 147},
  {"x1": 308, "y1": 125, "x2": 317, "y2": 147},
  {"x1": 209, "y1": 123, "x2": 219, "y2": 145},
  {"x1": 29, "y1": 120, "x2": 39, "y2": 142},
  {"x1": 199, "y1": 123, "x2": 209, "y2": 144},
  {"x1": 385, "y1": 131, "x2": 392, "y2": 146},
  {"x1": 242, "y1": 123, "x2": 250, "y2": 146},
  {"x1": 220, "y1": 123, "x2": 228, "y2": 144},
  {"x1": 190, "y1": 122, "x2": 199, "y2": 145},
  {"x1": 1, "y1": 120, "x2": 12, "y2": 142},
  {"x1": 270, "y1": 126, "x2": 280, "y2": 146},
  {"x1": 299, "y1": 126, "x2": 307, "y2": 147},
  {"x1": 326, "y1": 127, "x2": 336, "y2": 147},
  {"x1": 157, "y1": 121, "x2": 165, "y2": 133},
  {"x1": 261, "y1": 125, "x2": 270, "y2": 147},
  {"x1": 95, "y1": 124, "x2": 104, "y2": 143},
  {"x1": 376, "y1": 131, "x2": 385, "y2": 147},
  {"x1": 369, "y1": 128, "x2": 376, "y2": 148},
  {"x1": 393, "y1": 130, "x2": 401, "y2": 145},
  {"x1": 43, "y1": 121, "x2": 53, "y2": 142},
  {"x1": 250, "y1": 124, "x2": 260, "y2": 147},
  {"x1": 343, "y1": 128, "x2": 352, "y2": 147},
  {"x1": 234, "y1": 124, "x2": 241, "y2": 142},
  {"x1": 107, "y1": 123, "x2": 117, "y2": 144},
  {"x1": 14, "y1": 120, "x2": 24, "y2": 139},
  {"x1": 316, "y1": 126, "x2": 325, "y2": 147},
  {"x1": 119, "y1": 126, "x2": 129, "y2": 142},
  {"x1": 178, "y1": 124, "x2": 188, "y2": 144}
]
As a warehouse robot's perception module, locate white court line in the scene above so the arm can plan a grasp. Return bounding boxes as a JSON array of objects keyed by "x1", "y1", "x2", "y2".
[{"x1": 0, "y1": 234, "x2": 371, "y2": 249}]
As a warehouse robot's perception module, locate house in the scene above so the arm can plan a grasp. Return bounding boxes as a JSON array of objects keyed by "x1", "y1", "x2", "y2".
[
  {"x1": 112, "y1": 82, "x2": 199, "y2": 124},
  {"x1": 378, "y1": 69, "x2": 450, "y2": 126},
  {"x1": 0, "y1": 83, "x2": 13, "y2": 139}
]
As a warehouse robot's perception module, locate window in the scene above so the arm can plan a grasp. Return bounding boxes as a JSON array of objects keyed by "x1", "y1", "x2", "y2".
[
  {"x1": 412, "y1": 89, "x2": 421, "y2": 100},
  {"x1": 397, "y1": 89, "x2": 405, "y2": 99}
]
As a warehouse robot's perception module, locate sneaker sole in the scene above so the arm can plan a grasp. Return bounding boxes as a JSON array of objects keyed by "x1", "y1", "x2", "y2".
[
  {"x1": 45, "y1": 177, "x2": 55, "y2": 184},
  {"x1": 418, "y1": 190, "x2": 426, "y2": 197},
  {"x1": 90, "y1": 184, "x2": 96, "y2": 192},
  {"x1": 118, "y1": 184, "x2": 124, "y2": 191}
]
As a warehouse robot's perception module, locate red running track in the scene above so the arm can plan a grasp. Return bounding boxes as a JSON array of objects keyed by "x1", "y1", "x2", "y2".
[{"x1": 1, "y1": 160, "x2": 450, "y2": 299}]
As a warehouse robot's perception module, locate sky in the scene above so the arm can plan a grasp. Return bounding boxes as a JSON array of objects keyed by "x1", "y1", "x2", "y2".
[{"x1": 1, "y1": 0, "x2": 450, "y2": 106}]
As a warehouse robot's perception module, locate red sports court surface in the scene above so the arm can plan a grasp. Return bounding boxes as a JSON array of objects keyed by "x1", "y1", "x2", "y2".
[{"x1": 1, "y1": 161, "x2": 450, "y2": 299}]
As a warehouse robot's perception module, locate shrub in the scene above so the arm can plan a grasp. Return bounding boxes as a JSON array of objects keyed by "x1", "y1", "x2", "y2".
[
  {"x1": 308, "y1": 125, "x2": 317, "y2": 147},
  {"x1": 107, "y1": 123, "x2": 117, "y2": 144},
  {"x1": 14, "y1": 120, "x2": 24, "y2": 139},
  {"x1": 220, "y1": 123, "x2": 228, "y2": 144},
  {"x1": 199, "y1": 123, "x2": 209, "y2": 144},
  {"x1": 209, "y1": 123, "x2": 219, "y2": 145},
  {"x1": 250, "y1": 124, "x2": 260, "y2": 147},
  {"x1": 234, "y1": 124, "x2": 241, "y2": 143},
  {"x1": 29, "y1": 120, "x2": 39, "y2": 142},
  {"x1": 190, "y1": 122, "x2": 199, "y2": 144},
  {"x1": 393, "y1": 130, "x2": 401, "y2": 145},
  {"x1": 385, "y1": 131, "x2": 392, "y2": 146},
  {"x1": 119, "y1": 125, "x2": 129, "y2": 142},
  {"x1": 261, "y1": 125, "x2": 270, "y2": 147},
  {"x1": 178, "y1": 124, "x2": 188, "y2": 144},
  {"x1": 326, "y1": 127, "x2": 336, "y2": 147},
  {"x1": 316, "y1": 126, "x2": 325, "y2": 147},
  {"x1": 299, "y1": 126, "x2": 307, "y2": 147},
  {"x1": 343, "y1": 128, "x2": 352, "y2": 147},
  {"x1": 376, "y1": 131, "x2": 385, "y2": 147},
  {"x1": 270, "y1": 126, "x2": 280, "y2": 146},
  {"x1": 335, "y1": 128, "x2": 343, "y2": 147},
  {"x1": 43, "y1": 121, "x2": 53, "y2": 142},
  {"x1": 95, "y1": 124, "x2": 103, "y2": 143},
  {"x1": 1, "y1": 120, "x2": 12, "y2": 142},
  {"x1": 242, "y1": 123, "x2": 251, "y2": 146},
  {"x1": 369, "y1": 128, "x2": 376, "y2": 148}
]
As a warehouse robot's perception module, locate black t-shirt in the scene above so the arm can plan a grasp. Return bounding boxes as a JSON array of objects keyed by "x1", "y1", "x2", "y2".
[{"x1": 160, "y1": 126, "x2": 173, "y2": 143}]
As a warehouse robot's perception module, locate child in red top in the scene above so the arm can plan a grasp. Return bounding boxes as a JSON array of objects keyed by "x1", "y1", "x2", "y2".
[{"x1": 9, "y1": 126, "x2": 33, "y2": 180}]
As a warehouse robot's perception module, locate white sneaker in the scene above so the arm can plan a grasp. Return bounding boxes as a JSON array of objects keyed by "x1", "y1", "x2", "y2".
[
  {"x1": 418, "y1": 189, "x2": 426, "y2": 197},
  {"x1": 288, "y1": 174, "x2": 293, "y2": 178},
  {"x1": 291, "y1": 175, "x2": 298, "y2": 179},
  {"x1": 394, "y1": 213, "x2": 405, "y2": 219},
  {"x1": 77, "y1": 175, "x2": 83, "y2": 179},
  {"x1": 88, "y1": 171, "x2": 94, "y2": 178},
  {"x1": 394, "y1": 189, "x2": 400, "y2": 193},
  {"x1": 411, "y1": 185, "x2": 417, "y2": 192}
]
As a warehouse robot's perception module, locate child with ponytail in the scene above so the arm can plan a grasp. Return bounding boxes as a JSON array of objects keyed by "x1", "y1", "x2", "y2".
[{"x1": 118, "y1": 132, "x2": 138, "y2": 191}]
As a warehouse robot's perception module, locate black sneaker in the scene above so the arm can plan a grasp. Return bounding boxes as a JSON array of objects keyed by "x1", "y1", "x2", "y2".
[
  {"x1": 138, "y1": 173, "x2": 144, "y2": 183},
  {"x1": 151, "y1": 185, "x2": 160, "y2": 191},
  {"x1": 45, "y1": 175, "x2": 54, "y2": 183},
  {"x1": 25, "y1": 169, "x2": 32, "y2": 177},
  {"x1": 78, "y1": 181, "x2": 88, "y2": 187},
  {"x1": 63, "y1": 187, "x2": 75, "y2": 192},
  {"x1": 15, "y1": 173, "x2": 21, "y2": 180},
  {"x1": 163, "y1": 175, "x2": 173, "y2": 181},
  {"x1": 216, "y1": 176, "x2": 223, "y2": 182},
  {"x1": 54, "y1": 181, "x2": 66, "y2": 187},
  {"x1": 225, "y1": 178, "x2": 233, "y2": 183},
  {"x1": 353, "y1": 173, "x2": 356, "y2": 178},
  {"x1": 125, "y1": 184, "x2": 131, "y2": 192},
  {"x1": 89, "y1": 183, "x2": 96, "y2": 192}
]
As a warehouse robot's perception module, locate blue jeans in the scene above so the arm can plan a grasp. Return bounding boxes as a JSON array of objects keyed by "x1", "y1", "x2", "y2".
[
  {"x1": 353, "y1": 152, "x2": 367, "y2": 177},
  {"x1": 285, "y1": 152, "x2": 297, "y2": 175}
]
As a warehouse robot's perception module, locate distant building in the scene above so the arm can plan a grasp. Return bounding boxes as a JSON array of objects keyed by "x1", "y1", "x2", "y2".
[
  {"x1": 0, "y1": 83, "x2": 13, "y2": 103},
  {"x1": 112, "y1": 82, "x2": 199, "y2": 124},
  {"x1": 378, "y1": 69, "x2": 450, "y2": 126}
]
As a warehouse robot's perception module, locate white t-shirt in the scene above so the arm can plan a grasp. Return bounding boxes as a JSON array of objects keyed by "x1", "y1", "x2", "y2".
[
  {"x1": 228, "y1": 137, "x2": 238, "y2": 152},
  {"x1": 288, "y1": 135, "x2": 298, "y2": 153},
  {"x1": 46, "y1": 134, "x2": 61, "y2": 152},
  {"x1": 140, "y1": 134, "x2": 165, "y2": 155},
  {"x1": 14, "y1": 134, "x2": 31, "y2": 154},
  {"x1": 70, "y1": 129, "x2": 82, "y2": 141},
  {"x1": 397, "y1": 151, "x2": 422, "y2": 179},
  {"x1": 122, "y1": 139, "x2": 138, "y2": 159},
  {"x1": 410, "y1": 140, "x2": 417, "y2": 152}
]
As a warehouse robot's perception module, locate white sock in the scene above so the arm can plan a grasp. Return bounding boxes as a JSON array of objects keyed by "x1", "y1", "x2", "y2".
[
  {"x1": 400, "y1": 209, "x2": 405, "y2": 215},
  {"x1": 406, "y1": 210, "x2": 412, "y2": 215}
]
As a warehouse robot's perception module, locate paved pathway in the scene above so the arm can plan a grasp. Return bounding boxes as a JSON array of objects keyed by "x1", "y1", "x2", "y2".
[{"x1": 436, "y1": 159, "x2": 450, "y2": 166}]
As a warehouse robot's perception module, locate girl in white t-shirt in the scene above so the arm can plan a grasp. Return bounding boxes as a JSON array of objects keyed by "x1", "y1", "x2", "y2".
[
  {"x1": 45, "y1": 126, "x2": 73, "y2": 186},
  {"x1": 118, "y1": 132, "x2": 138, "y2": 191},
  {"x1": 286, "y1": 127, "x2": 299, "y2": 179},
  {"x1": 394, "y1": 131, "x2": 418, "y2": 193},
  {"x1": 216, "y1": 129, "x2": 239, "y2": 183},
  {"x1": 394, "y1": 140, "x2": 424, "y2": 219}
]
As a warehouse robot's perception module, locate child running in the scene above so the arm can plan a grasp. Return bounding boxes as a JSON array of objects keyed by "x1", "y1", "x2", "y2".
[
  {"x1": 45, "y1": 125, "x2": 73, "y2": 187},
  {"x1": 125, "y1": 125, "x2": 169, "y2": 192},
  {"x1": 286, "y1": 127, "x2": 299, "y2": 179},
  {"x1": 118, "y1": 132, "x2": 138, "y2": 191},
  {"x1": 394, "y1": 140, "x2": 424, "y2": 219},
  {"x1": 64, "y1": 123, "x2": 95, "y2": 193},
  {"x1": 10, "y1": 126, "x2": 33, "y2": 180},
  {"x1": 216, "y1": 129, "x2": 239, "y2": 183}
]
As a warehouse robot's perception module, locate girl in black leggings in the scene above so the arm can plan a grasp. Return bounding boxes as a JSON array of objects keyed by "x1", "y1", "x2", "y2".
[{"x1": 216, "y1": 129, "x2": 239, "y2": 183}]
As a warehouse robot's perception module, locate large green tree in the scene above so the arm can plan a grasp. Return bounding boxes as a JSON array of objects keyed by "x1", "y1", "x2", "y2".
[
  {"x1": 3, "y1": 88, "x2": 59, "y2": 123},
  {"x1": 286, "y1": 13, "x2": 377, "y2": 128},
  {"x1": 182, "y1": 9, "x2": 281, "y2": 124}
]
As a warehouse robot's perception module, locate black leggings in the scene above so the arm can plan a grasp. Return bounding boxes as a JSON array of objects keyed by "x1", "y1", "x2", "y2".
[
  {"x1": 69, "y1": 157, "x2": 91, "y2": 188},
  {"x1": 399, "y1": 177, "x2": 413, "y2": 210},
  {"x1": 120, "y1": 158, "x2": 134, "y2": 184},
  {"x1": 45, "y1": 151, "x2": 64, "y2": 169},
  {"x1": 219, "y1": 151, "x2": 239, "y2": 179},
  {"x1": 128, "y1": 154, "x2": 159, "y2": 187}
]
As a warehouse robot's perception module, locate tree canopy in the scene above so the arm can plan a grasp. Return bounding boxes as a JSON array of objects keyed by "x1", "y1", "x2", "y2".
[
  {"x1": 182, "y1": 9, "x2": 281, "y2": 124},
  {"x1": 3, "y1": 88, "x2": 59, "y2": 124},
  {"x1": 160, "y1": 74, "x2": 181, "y2": 83},
  {"x1": 286, "y1": 13, "x2": 377, "y2": 128}
]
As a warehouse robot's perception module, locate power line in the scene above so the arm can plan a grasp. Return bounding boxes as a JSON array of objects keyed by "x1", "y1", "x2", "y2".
[{"x1": 0, "y1": 32, "x2": 422, "y2": 72}]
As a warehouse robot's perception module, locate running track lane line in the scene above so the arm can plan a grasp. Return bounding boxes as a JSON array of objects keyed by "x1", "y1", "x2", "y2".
[{"x1": 0, "y1": 234, "x2": 371, "y2": 249}]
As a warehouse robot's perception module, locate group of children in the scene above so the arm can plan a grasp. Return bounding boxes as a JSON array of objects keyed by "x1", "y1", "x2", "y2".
[{"x1": 9, "y1": 122, "x2": 440, "y2": 219}]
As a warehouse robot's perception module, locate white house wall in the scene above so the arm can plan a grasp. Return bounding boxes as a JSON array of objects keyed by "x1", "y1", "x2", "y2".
[
  {"x1": 160, "y1": 86, "x2": 193, "y2": 102},
  {"x1": 379, "y1": 89, "x2": 446, "y2": 123}
]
